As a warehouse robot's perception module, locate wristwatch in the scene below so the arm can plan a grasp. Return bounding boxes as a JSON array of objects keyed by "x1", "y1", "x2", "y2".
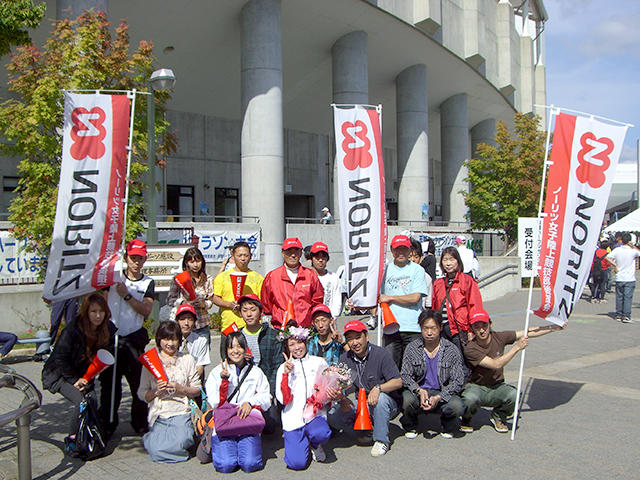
[{"x1": 123, "y1": 294, "x2": 132, "y2": 301}]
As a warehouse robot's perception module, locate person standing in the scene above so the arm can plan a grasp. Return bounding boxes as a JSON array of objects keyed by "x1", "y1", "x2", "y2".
[
  {"x1": 309, "y1": 242, "x2": 343, "y2": 317},
  {"x1": 261, "y1": 238, "x2": 324, "y2": 328},
  {"x1": 99, "y1": 239, "x2": 154, "y2": 436},
  {"x1": 379, "y1": 234, "x2": 428, "y2": 368},
  {"x1": 320, "y1": 207, "x2": 333, "y2": 224},
  {"x1": 455, "y1": 235, "x2": 480, "y2": 279},
  {"x1": 606, "y1": 232, "x2": 640, "y2": 323}
]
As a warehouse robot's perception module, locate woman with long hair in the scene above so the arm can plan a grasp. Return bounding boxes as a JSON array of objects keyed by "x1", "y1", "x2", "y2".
[
  {"x1": 205, "y1": 331, "x2": 271, "y2": 473},
  {"x1": 166, "y1": 247, "x2": 214, "y2": 342},
  {"x1": 42, "y1": 292, "x2": 115, "y2": 440},
  {"x1": 431, "y1": 246, "x2": 484, "y2": 352},
  {"x1": 138, "y1": 321, "x2": 201, "y2": 463}
]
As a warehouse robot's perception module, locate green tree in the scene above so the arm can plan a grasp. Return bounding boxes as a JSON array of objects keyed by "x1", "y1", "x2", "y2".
[
  {"x1": 0, "y1": 11, "x2": 175, "y2": 262},
  {"x1": 0, "y1": 0, "x2": 46, "y2": 57},
  {"x1": 463, "y1": 113, "x2": 547, "y2": 245}
]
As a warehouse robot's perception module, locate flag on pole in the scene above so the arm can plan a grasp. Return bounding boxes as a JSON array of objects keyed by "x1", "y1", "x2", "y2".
[
  {"x1": 43, "y1": 92, "x2": 131, "y2": 301},
  {"x1": 333, "y1": 105, "x2": 387, "y2": 307},
  {"x1": 534, "y1": 113, "x2": 628, "y2": 325}
]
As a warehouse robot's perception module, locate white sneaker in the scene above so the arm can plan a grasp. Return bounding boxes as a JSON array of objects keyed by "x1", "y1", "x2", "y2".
[
  {"x1": 404, "y1": 430, "x2": 418, "y2": 439},
  {"x1": 440, "y1": 432, "x2": 453, "y2": 439},
  {"x1": 311, "y1": 445, "x2": 326, "y2": 462},
  {"x1": 370, "y1": 441, "x2": 389, "y2": 457}
]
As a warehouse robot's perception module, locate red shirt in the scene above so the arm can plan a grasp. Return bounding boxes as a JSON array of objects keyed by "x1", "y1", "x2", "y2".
[
  {"x1": 432, "y1": 271, "x2": 483, "y2": 335},
  {"x1": 260, "y1": 264, "x2": 324, "y2": 328}
]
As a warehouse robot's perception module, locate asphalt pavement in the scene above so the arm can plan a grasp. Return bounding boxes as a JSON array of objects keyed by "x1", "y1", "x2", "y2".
[{"x1": 1, "y1": 282, "x2": 639, "y2": 480}]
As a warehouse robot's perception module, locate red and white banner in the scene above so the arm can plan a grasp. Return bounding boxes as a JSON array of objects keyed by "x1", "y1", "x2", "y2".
[
  {"x1": 43, "y1": 92, "x2": 130, "y2": 301},
  {"x1": 333, "y1": 105, "x2": 387, "y2": 307},
  {"x1": 534, "y1": 113, "x2": 628, "y2": 325}
]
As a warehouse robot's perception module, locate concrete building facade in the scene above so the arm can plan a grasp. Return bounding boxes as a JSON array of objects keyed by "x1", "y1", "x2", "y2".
[{"x1": 0, "y1": 0, "x2": 548, "y2": 271}]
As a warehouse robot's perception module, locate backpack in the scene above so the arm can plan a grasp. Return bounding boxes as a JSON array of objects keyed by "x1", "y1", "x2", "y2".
[
  {"x1": 591, "y1": 251, "x2": 606, "y2": 278},
  {"x1": 64, "y1": 394, "x2": 106, "y2": 460}
]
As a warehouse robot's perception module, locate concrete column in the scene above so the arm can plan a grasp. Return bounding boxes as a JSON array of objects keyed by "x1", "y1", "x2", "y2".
[
  {"x1": 331, "y1": 31, "x2": 368, "y2": 218},
  {"x1": 471, "y1": 118, "x2": 497, "y2": 157},
  {"x1": 57, "y1": 0, "x2": 107, "y2": 19},
  {"x1": 241, "y1": 0, "x2": 284, "y2": 272},
  {"x1": 396, "y1": 64, "x2": 429, "y2": 223},
  {"x1": 440, "y1": 93, "x2": 469, "y2": 225}
]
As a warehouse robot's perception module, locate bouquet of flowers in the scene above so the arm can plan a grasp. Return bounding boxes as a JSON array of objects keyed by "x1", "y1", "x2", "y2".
[{"x1": 303, "y1": 363, "x2": 352, "y2": 422}]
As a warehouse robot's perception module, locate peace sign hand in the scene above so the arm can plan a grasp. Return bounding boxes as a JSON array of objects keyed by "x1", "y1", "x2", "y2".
[
  {"x1": 220, "y1": 360, "x2": 230, "y2": 379},
  {"x1": 330, "y1": 320, "x2": 342, "y2": 342},
  {"x1": 282, "y1": 352, "x2": 294, "y2": 374}
]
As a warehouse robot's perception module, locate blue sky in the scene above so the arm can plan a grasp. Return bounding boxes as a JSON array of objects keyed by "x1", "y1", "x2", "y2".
[{"x1": 545, "y1": 0, "x2": 640, "y2": 163}]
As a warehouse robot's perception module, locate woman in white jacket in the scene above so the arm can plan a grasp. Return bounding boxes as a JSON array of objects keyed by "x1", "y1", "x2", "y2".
[
  {"x1": 205, "y1": 331, "x2": 271, "y2": 473},
  {"x1": 275, "y1": 325, "x2": 331, "y2": 470}
]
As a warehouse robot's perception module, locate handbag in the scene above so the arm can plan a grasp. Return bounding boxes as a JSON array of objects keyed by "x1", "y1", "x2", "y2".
[{"x1": 189, "y1": 387, "x2": 208, "y2": 437}]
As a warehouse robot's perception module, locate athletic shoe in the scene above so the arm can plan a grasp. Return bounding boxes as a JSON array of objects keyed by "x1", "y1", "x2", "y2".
[
  {"x1": 621, "y1": 317, "x2": 632, "y2": 323},
  {"x1": 490, "y1": 417, "x2": 509, "y2": 433},
  {"x1": 357, "y1": 433, "x2": 373, "y2": 445},
  {"x1": 366, "y1": 315, "x2": 377, "y2": 330},
  {"x1": 600, "y1": 299, "x2": 607, "y2": 304},
  {"x1": 370, "y1": 441, "x2": 389, "y2": 457},
  {"x1": 440, "y1": 432, "x2": 453, "y2": 439},
  {"x1": 460, "y1": 419, "x2": 473, "y2": 433},
  {"x1": 404, "y1": 430, "x2": 418, "y2": 439},
  {"x1": 311, "y1": 445, "x2": 326, "y2": 462}
]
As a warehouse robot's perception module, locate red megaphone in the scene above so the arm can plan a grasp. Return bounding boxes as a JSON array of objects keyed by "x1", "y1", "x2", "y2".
[
  {"x1": 174, "y1": 271, "x2": 197, "y2": 301},
  {"x1": 283, "y1": 299, "x2": 295, "y2": 326},
  {"x1": 81, "y1": 349, "x2": 115, "y2": 382},
  {"x1": 138, "y1": 347, "x2": 169, "y2": 382},
  {"x1": 222, "y1": 322, "x2": 240, "y2": 336},
  {"x1": 229, "y1": 271, "x2": 248, "y2": 301},
  {"x1": 380, "y1": 302, "x2": 399, "y2": 334},
  {"x1": 354, "y1": 387, "x2": 372, "y2": 430}
]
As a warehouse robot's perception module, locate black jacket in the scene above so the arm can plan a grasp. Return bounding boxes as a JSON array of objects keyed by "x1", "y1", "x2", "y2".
[{"x1": 42, "y1": 320, "x2": 116, "y2": 392}]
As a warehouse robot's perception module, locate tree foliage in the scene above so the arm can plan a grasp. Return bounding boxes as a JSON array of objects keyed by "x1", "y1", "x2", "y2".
[
  {"x1": 0, "y1": 0, "x2": 46, "y2": 57},
  {"x1": 0, "y1": 11, "x2": 176, "y2": 260},
  {"x1": 463, "y1": 113, "x2": 547, "y2": 245}
]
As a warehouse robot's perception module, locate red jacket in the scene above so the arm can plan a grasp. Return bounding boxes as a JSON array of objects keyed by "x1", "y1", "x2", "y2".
[
  {"x1": 261, "y1": 264, "x2": 324, "y2": 328},
  {"x1": 432, "y1": 272, "x2": 483, "y2": 335}
]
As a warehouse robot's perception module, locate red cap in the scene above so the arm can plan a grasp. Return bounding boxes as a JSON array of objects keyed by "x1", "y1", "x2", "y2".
[
  {"x1": 238, "y1": 293, "x2": 262, "y2": 308},
  {"x1": 176, "y1": 304, "x2": 196, "y2": 318},
  {"x1": 282, "y1": 237, "x2": 303, "y2": 250},
  {"x1": 311, "y1": 304, "x2": 332, "y2": 318},
  {"x1": 343, "y1": 320, "x2": 367, "y2": 334},
  {"x1": 469, "y1": 309, "x2": 491, "y2": 325},
  {"x1": 390, "y1": 235, "x2": 411, "y2": 249},
  {"x1": 310, "y1": 242, "x2": 329, "y2": 254},
  {"x1": 456, "y1": 235, "x2": 466, "y2": 244},
  {"x1": 126, "y1": 239, "x2": 147, "y2": 257}
]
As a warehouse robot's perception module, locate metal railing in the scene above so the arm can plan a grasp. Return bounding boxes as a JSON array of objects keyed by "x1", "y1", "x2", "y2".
[
  {"x1": 0, "y1": 365, "x2": 42, "y2": 480},
  {"x1": 153, "y1": 215, "x2": 260, "y2": 223},
  {"x1": 477, "y1": 263, "x2": 519, "y2": 288}
]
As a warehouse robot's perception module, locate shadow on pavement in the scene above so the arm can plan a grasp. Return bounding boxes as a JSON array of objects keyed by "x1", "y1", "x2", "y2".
[{"x1": 521, "y1": 377, "x2": 583, "y2": 411}]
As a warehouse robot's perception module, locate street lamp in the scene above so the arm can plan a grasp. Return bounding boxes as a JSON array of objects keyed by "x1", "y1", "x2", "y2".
[{"x1": 147, "y1": 68, "x2": 176, "y2": 244}]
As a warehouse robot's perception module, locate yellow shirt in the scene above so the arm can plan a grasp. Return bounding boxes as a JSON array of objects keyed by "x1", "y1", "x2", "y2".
[{"x1": 213, "y1": 268, "x2": 264, "y2": 330}]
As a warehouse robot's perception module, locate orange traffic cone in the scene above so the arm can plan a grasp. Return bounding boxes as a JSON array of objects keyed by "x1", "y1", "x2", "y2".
[
  {"x1": 353, "y1": 387, "x2": 372, "y2": 430},
  {"x1": 283, "y1": 299, "x2": 295, "y2": 326},
  {"x1": 380, "y1": 302, "x2": 399, "y2": 334}
]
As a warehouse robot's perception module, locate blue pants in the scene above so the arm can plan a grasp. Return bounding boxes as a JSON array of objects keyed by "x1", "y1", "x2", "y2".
[
  {"x1": 0, "y1": 332, "x2": 17, "y2": 357},
  {"x1": 211, "y1": 433, "x2": 262, "y2": 473},
  {"x1": 283, "y1": 416, "x2": 331, "y2": 470},
  {"x1": 615, "y1": 281, "x2": 635, "y2": 319},
  {"x1": 143, "y1": 414, "x2": 194, "y2": 463},
  {"x1": 328, "y1": 391, "x2": 399, "y2": 446}
]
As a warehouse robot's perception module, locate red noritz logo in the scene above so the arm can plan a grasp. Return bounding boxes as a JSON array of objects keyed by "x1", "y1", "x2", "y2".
[{"x1": 70, "y1": 107, "x2": 107, "y2": 160}]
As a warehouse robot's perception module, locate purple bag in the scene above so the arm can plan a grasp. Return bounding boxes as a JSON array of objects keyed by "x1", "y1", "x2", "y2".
[{"x1": 213, "y1": 402, "x2": 265, "y2": 438}]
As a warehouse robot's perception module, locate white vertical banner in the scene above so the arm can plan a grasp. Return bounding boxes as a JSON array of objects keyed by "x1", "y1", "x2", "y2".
[
  {"x1": 43, "y1": 92, "x2": 130, "y2": 301},
  {"x1": 534, "y1": 113, "x2": 628, "y2": 325},
  {"x1": 333, "y1": 105, "x2": 387, "y2": 307},
  {"x1": 518, "y1": 217, "x2": 541, "y2": 278}
]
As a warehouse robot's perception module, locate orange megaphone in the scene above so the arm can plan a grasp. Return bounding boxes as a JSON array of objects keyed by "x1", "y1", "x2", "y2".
[
  {"x1": 229, "y1": 271, "x2": 248, "y2": 300},
  {"x1": 174, "y1": 271, "x2": 197, "y2": 301},
  {"x1": 138, "y1": 347, "x2": 169, "y2": 382},
  {"x1": 354, "y1": 387, "x2": 372, "y2": 430},
  {"x1": 222, "y1": 322, "x2": 240, "y2": 336},
  {"x1": 283, "y1": 299, "x2": 295, "y2": 326},
  {"x1": 380, "y1": 302, "x2": 399, "y2": 334},
  {"x1": 81, "y1": 349, "x2": 115, "y2": 382}
]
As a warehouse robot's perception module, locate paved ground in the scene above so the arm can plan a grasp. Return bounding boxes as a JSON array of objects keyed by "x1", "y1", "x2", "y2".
[{"x1": 1, "y1": 283, "x2": 639, "y2": 479}]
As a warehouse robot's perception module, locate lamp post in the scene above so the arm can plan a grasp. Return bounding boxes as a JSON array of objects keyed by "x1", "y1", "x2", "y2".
[{"x1": 147, "y1": 68, "x2": 176, "y2": 244}]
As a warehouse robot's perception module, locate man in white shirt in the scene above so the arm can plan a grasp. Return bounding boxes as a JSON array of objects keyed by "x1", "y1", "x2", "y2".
[
  {"x1": 606, "y1": 232, "x2": 640, "y2": 323},
  {"x1": 176, "y1": 304, "x2": 211, "y2": 379},
  {"x1": 456, "y1": 235, "x2": 479, "y2": 279},
  {"x1": 310, "y1": 242, "x2": 343, "y2": 317}
]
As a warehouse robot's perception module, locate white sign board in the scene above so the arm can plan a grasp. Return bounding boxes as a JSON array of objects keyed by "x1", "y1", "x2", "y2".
[{"x1": 518, "y1": 217, "x2": 541, "y2": 278}]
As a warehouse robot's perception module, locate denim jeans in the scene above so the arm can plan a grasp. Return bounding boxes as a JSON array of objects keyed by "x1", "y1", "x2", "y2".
[
  {"x1": 615, "y1": 281, "x2": 635, "y2": 318},
  {"x1": 461, "y1": 382, "x2": 516, "y2": 423},
  {"x1": 0, "y1": 332, "x2": 18, "y2": 356},
  {"x1": 328, "y1": 391, "x2": 399, "y2": 446}
]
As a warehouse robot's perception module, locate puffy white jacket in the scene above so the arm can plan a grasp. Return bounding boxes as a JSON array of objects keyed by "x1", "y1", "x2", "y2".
[{"x1": 276, "y1": 354, "x2": 328, "y2": 431}]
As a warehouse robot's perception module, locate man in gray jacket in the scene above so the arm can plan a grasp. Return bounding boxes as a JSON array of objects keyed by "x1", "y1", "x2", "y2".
[{"x1": 400, "y1": 309, "x2": 466, "y2": 438}]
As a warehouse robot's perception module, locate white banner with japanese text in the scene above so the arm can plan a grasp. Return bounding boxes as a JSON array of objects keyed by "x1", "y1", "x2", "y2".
[
  {"x1": 333, "y1": 105, "x2": 387, "y2": 307},
  {"x1": 194, "y1": 229, "x2": 260, "y2": 262},
  {"x1": 43, "y1": 92, "x2": 130, "y2": 301},
  {"x1": 534, "y1": 113, "x2": 628, "y2": 325},
  {"x1": 518, "y1": 217, "x2": 541, "y2": 278},
  {"x1": 0, "y1": 232, "x2": 44, "y2": 284}
]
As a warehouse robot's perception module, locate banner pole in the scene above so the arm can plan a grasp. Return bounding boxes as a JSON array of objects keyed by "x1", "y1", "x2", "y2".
[
  {"x1": 110, "y1": 89, "x2": 137, "y2": 423},
  {"x1": 510, "y1": 105, "x2": 556, "y2": 440}
]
